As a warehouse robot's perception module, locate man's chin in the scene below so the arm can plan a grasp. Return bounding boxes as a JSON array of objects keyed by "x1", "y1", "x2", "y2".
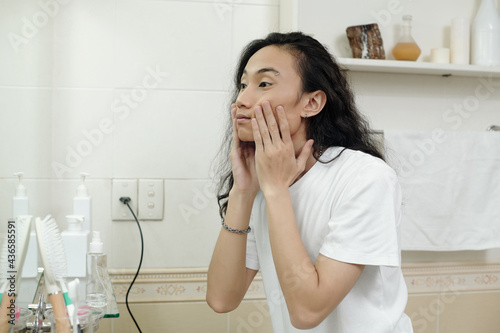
[{"x1": 237, "y1": 129, "x2": 254, "y2": 142}]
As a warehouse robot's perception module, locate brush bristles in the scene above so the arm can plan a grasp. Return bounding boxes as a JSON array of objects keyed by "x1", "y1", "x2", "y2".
[
  {"x1": 39, "y1": 218, "x2": 68, "y2": 281},
  {"x1": 15, "y1": 217, "x2": 29, "y2": 245}
]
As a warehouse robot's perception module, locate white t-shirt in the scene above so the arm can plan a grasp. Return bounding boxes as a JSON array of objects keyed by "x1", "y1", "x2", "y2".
[{"x1": 246, "y1": 147, "x2": 413, "y2": 333}]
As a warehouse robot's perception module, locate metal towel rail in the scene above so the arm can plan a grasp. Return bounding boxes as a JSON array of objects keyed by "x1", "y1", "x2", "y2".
[{"x1": 371, "y1": 126, "x2": 500, "y2": 134}]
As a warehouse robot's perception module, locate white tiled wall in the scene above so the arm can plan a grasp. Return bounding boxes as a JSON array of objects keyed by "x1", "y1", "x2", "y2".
[
  {"x1": 0, "y1": 0, "x2": 54, "y2": 87},
  {"x1": 0, "y1": 0, "x2": 280, "y2": 271},
  {"x1": 0, "y1": 88, "x2": 53, "y2": 177},
  {"x1": 1, "y1": 0, "x2": 500, "y2": 276}
]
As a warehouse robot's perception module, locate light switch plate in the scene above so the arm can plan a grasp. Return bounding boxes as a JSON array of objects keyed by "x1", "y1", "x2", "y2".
[
  {"x1": 138, "y1": 179, "x2": 164, "y2": 220},
  {"x1": 112, "y1": 179, "x2": 138, "y2": 221}
]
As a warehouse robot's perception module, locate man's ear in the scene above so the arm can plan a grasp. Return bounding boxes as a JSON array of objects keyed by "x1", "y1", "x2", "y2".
[{"x1": 303, "y1": 90, "x2": 326, "y2": 117}]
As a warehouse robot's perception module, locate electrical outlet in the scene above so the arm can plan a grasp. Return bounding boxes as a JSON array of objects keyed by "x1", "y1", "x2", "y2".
[
  {"x1": 138, "y1": 179, "x2": 164, "y2": 220},
  {"x1": 112, "y1": 179, "x2": 138, "y2": 220}
]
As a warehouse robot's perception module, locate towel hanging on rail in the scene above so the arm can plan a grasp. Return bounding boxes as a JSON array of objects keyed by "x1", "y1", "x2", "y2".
[{"x1": 384, "y1": 129, "x2": 500, "y2": 251}]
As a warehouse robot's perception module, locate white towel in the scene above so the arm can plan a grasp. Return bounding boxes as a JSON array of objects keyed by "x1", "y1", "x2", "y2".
[{"x1": 384, "y1": 130, "x2": 500, "y2": 251}]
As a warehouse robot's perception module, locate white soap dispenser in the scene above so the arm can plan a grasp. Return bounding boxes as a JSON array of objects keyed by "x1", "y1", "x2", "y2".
[
  {"x1": 12, "y1": 172, "x2": 28, "y2": 218},
  {"x1": 62, "y1": 215, "x2": 89, "y2": 278},
  {"x1": 12, "y1": 172, "x2": 38, "y2": 278},
  {"x1": 73, "y1": 172, "x2": 92, "y2": 233}
]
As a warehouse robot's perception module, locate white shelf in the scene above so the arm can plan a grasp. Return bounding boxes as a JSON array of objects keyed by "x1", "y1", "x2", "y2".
[{"x1": 338, "y1": 58, "x2": 500, "y2": 78}]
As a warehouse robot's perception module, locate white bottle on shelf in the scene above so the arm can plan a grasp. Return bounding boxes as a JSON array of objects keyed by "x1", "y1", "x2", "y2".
[
  {"x1": 12, "y1": 172, "x2": 38, "y2": 278},
  {"x1": 62, "y1": 215, "x2": 89, "y2": 278},
  {"x1": 471, "y1": 0, "x2": 500, "y2": 66},
  {"x1": 73, "y1": 172, "x2": 92, "y2": 233}
]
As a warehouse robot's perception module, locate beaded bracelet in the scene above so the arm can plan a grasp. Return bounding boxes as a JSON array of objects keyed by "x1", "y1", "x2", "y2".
[{"x1": 221, "y1": 219, "x2": 251, "y2": 234}]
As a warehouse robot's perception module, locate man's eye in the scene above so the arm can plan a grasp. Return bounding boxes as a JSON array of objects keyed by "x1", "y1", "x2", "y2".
[
  {"x1": 259, "y1": 82, "x2": 271, "y2": 88},
  {"x1": 239, "y1": 83, "x2": 247, "y2": 90}
]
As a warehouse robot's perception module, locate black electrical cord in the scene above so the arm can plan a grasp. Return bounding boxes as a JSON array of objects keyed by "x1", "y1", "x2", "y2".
[{"x1": 119, "y1": 197, "x2": 143, "y2": 333}]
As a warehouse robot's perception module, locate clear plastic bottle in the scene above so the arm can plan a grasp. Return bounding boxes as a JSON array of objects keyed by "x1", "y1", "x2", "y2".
[
  {"x1": 392, "y1": 15, "x2": 421, "y2": 61},
  {"x1": 86, "y1": 231, "x2": 119, "y2": 318}
]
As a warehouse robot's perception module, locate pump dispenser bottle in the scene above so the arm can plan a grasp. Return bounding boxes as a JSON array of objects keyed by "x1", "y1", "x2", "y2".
[
  {"x1": 74, "y1": 172, "x2": 92, "y2": 233},
  {"x1": 86, "y1": 231, "x2": 119, "y2": 318},
  {"x1": 12, "y1": 172, "x2": 28, "y2": 218},
  {"x1": 392, "y1": 15, "x2": 421, "y2": 61},
  {"x1": 12, "y1": 172, "x2": 38, "y2": 278},
  {"x1": 62, "y1": 215, "x2": 89, "y2": 278}
]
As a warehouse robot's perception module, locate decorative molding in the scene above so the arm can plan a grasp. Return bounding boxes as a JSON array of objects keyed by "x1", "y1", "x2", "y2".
[
  {"x1": 109, "y1": 268, "x2": 265, "y2": 304},
  {"x1": 109, "y1": 261, "x2": 500, "y2": 303},
  {"x1": 401, "y1": 261, "x2": 500, "y2": 294}
]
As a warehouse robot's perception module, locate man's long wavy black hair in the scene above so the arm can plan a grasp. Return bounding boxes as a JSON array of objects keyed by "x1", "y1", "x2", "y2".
[{"x1": 215, "y1": 32, "x2": 384, "y2": 218}]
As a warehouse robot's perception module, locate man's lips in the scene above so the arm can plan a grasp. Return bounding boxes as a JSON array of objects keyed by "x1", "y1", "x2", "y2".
[{"x1": 236, "y1": 114, "x2": 251, "y2": 123}]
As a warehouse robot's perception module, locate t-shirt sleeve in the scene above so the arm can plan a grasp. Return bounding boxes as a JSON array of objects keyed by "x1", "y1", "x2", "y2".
[
  {"x1": 319, "y1": 162, "x2": 402, "y2": 267},
  {"x1": 246, "y1": 215, "x2": 260, "y2": 271}
]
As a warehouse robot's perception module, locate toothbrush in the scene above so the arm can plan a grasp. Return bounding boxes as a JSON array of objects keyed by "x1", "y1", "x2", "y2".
[
  {"x1": 68, "y1": 279, "x2": 82, "y2": 333},
  {"x1": 60, "y1": 279, "x2": 79, "y2": 330},
  {"x1": 0, "y1": 216, "x2": 32, "y2": 333},
  {"x1": 35, "y1": 216, "x2": 71, "y2": 333}
]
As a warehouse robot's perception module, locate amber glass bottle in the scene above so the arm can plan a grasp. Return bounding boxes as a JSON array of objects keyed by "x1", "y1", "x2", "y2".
[{"x1": 393, "y1": 15, "x2": 421, "y2": 61}]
